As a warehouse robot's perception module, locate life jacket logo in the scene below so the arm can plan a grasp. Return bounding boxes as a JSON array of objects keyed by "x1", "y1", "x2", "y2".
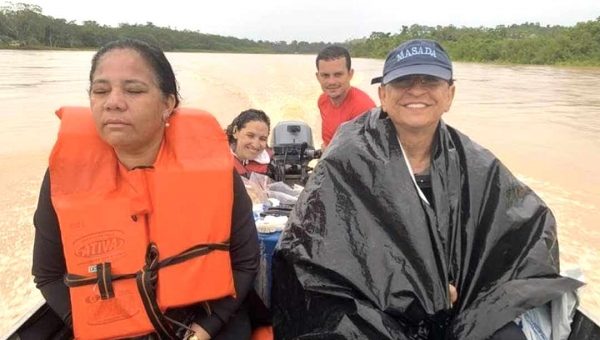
[
  {"x1": 85, "y1": 290, "x2": 139, "y2": 324},
  {"x1": 73, "y1": 231, "x2": 125, "y2": 258},
  {"x1": 85, "y1": 294, "x2": 101, "y2": 304}
]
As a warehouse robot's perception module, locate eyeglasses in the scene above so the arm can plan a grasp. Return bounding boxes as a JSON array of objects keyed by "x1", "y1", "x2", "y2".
[{"x1": 388, "y1": 75, "x2": 448, "y2": 89}]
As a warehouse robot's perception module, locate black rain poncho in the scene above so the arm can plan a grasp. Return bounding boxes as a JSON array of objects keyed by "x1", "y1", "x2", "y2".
[{"x1": 272, "y1": 108, "x2": 583, "y2": 340}]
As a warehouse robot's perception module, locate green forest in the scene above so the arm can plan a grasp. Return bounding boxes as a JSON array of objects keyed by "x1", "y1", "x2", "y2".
[
  {"x1": 351, "y1": 21, "x2": 600, "y2": 66},
  {"x1": 0, "y1": 3, "x2": 340, "y2": 54},
  {"x1": 2, "y1": 3, "x2": 600, "y2": 66}
]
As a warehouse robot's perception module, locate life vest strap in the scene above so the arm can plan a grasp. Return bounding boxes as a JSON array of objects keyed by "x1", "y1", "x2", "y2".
[
  {"x1": 64, "y1": 267, "x2": 136, "y2": 296},
  {"x1": 97, "y1": 262, "x2": 115, "y2": 300},
  {"x1": 63, "y1": 241, "x2": 231, "y2": 339},
  {"x1": 157, "y1": 242, "x2": 231, "y2": 269},
  {"x1": 136, "y1": 243, "x2": 178, "y2": 340}
]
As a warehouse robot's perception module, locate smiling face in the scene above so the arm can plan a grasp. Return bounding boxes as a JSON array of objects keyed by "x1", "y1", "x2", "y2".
[
  {"x1": 316, "y1": 57, "x2": 354, "y2": 104},
  {"x1": 233, "y1": 120, "x2": 270, "y2": 161},
  {"x1": 89, "y1": 48, "x2": 175, "y2": 153},
  {"x1": 378, "y1": 74, "x2": 455, "y2": 135}
]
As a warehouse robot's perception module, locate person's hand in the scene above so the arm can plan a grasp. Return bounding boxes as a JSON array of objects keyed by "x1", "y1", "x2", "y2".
[
  {"x1": 187, "y1": 323, "x2": 211, "y2": 340},
  {"x1": 320, "y1": 143, "x2": 327, "y2": 153},
  {"x1": 449, "y1": 284, "x2": 458, "y2": 306}
]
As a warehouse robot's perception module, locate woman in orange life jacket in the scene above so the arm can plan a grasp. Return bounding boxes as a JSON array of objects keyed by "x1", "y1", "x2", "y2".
[
  {"x1": 31, "y1": 39, "x2": 260, "y2": 340},
  {"x1": 225, "y1": 109, "x2": 276, "y2": 179}
]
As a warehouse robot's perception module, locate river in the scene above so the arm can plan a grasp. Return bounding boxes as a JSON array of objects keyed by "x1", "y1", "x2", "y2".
[{"x1": 0, "y1": 50, "x2": 598, "y2": 334}]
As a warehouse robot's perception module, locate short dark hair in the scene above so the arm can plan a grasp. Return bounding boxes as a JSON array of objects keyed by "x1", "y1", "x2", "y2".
[
  {"x1": 316, "y1": 45, "x2": 351, "y2": 71},
  {"x1": 225, "y1": 109, "x2": 271, "y2": 145},
  {"x1": 89, "y1": 38, "x2": 181, "y2": 108}
]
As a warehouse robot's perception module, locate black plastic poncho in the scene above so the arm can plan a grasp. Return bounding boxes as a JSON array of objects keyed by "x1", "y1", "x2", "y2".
[{"x1": 272, "y1": 108, "x2": 583, "y2": 340}]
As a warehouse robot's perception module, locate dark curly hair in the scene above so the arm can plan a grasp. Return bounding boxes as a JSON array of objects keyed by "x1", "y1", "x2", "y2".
[{"x1": 225, "y1": 109, "x2": 271, "y2": 145}]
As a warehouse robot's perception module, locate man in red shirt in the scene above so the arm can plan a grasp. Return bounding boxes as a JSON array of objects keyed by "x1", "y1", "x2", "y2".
[{"x1": 316, "y1": 46, "x2": 376, "y2": 151}]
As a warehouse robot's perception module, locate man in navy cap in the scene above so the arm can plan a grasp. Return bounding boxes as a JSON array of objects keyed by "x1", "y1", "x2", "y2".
[
  {"x1": 272, "y1": 39, "x2": 581, "y2": 340},
  {"x1": 371, "y1": 39, "x2": 455, "y2": 191},
  {"x1": 369, "y1": 39, "x2": 456, "y2": 212}
]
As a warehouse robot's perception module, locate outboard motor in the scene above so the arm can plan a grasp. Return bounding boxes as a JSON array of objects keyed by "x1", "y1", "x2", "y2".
[{"x1": 270, "y1": 121, "x2": 321, "y2": 185}]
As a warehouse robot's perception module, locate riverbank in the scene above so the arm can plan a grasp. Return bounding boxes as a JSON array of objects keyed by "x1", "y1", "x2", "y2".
[{"x1": 4, "y1": 44, "x2": 600, "y2": 68}]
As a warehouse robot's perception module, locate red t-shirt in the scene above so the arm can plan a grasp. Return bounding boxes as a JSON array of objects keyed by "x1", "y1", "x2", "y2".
[{"x1": 318, "y1": 86, "x2": 376, "y2": 146}]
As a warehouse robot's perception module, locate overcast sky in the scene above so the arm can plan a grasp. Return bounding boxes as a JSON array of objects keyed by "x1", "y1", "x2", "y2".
[{"x1": 10, "y1": 0, "x2": 600, "y2": 42}]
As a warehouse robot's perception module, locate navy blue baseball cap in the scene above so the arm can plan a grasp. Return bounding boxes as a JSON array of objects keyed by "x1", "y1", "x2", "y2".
[{"x1": 371, "y1": 39, "x2": 453, "y2": 85}]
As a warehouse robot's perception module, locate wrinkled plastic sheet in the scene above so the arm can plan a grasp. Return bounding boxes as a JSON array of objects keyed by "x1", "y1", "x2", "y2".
[
  {"x1": 272, "y1": 108, "x2": 583, "y2": 340},
  {"x1": 243, "y1": 172, "x2": 303, "y2": 205}
]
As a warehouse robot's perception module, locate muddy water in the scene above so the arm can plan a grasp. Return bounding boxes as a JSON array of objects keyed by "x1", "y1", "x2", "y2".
[{"x1": 0, "y1": 50, "x2": 598, "y2": 333}]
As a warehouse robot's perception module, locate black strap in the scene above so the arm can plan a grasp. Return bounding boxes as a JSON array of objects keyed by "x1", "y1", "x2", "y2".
[
  {"x1": 158, "y1": 242, "x2": 230, "y2": 269},
  {"x1": 65, "y1": 269, "x2": 136, "y2": 288},
  {"x1": 96, "y1": 262, "x2": 115, "y2": 300},
  {"x1": 136, "y1": 243, "x2": 178, "y2": 340},
  {"x1": 64, "y1": 240, "x2": 231, "y2": 338}
]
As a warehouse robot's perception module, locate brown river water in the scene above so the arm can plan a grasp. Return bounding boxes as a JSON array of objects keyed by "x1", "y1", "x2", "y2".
[{"x1": 0, "y1": 50, "x2": 598, "y2": 334}]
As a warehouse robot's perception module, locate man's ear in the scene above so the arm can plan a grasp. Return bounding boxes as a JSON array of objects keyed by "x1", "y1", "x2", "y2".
[
  {"x1": 378, "y1": 85, "x2": 387, "y2": 111},
  {"x1": 445, "y1": 85, "x2": 456, "y2": 112}
]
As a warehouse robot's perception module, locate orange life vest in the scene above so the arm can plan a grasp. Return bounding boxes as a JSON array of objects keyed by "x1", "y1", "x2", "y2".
[
  {"x1": 251, "y1": 326, "x2": 274, "y2": 340},
  {"x1": 49, "y1": 106, "x2": 236, "y2": 340},
  {"x1": 233, "y1": 149, "x2": 273, "y2": 177}
]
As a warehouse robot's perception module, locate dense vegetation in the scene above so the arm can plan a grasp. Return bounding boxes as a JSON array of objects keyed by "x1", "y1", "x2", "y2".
[
  {"x1": 351, "y1": 20, "x2": 600, "y2": 66},
  {"x1": 2, "y1": 3, "x2": 599, "y2": 66},
  {"x1": 0, "y1": 3, "x2": 340, "y2": 54}
]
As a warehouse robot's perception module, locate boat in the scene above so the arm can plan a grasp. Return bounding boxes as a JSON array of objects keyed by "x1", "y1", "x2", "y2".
[
  {"x1": 3, "y1": 121, "x2": 599, "y2": 340},
  {"x1": 4, "y1": 296, "x2": 599, "y2": 339}
]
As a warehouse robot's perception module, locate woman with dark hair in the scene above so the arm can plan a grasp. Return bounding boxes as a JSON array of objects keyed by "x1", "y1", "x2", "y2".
[
  {"x1": 225, "y1": 109, "x2": 276, "y2": 179},
  {"x1": 32, "y1": 38, "x2": 260, "y2": 340}
]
